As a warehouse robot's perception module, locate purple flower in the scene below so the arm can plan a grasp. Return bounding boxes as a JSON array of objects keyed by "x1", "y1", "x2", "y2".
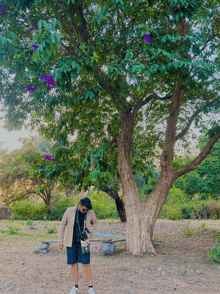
[
  {"x1": 41, "y1": 74, "x2": 47, "y2": 79},
  {"x1": 25, "y1": 44, "x2": 29, "y2": 47},
  {"x1": 46, "y1": 75, "x2": 55, "y2": 87},
  {"x1": 31, "y1": 27, "x2": 35, "y2": 31},
  {"x1": 0, "y1": 4, "x2": 3, "y2": 9},
  {"x1": 32, "y1": 45, "x2": 39, "y2": 51},
  {"x1": 27, "y1": 87, "x2": 36, "y2": 93},
  {"x1": 41, "y1": 75, "x2": 50, "y2": 82},
  {"x1": 144, "y1": 34, "x2": 152, "y2": 44},
  {"x1": 41, "y1": 75, "x2": 55, "y2": 87},
  {"x1": 0, "y1": 9, "x2": 2, "y2": 13},
  {"x1": 43, "y1": 155, "x2": 54, "y2": 162}
]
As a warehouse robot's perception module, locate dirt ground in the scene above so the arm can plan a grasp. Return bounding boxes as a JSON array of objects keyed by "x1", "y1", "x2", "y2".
[{"x1": 0, "y1": 219, "x2": 220, "y2": 294}]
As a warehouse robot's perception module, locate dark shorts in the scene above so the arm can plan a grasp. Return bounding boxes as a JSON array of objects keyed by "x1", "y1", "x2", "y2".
[{"x1": 67, "y1": 242, "x2": 90, "y2": 265}]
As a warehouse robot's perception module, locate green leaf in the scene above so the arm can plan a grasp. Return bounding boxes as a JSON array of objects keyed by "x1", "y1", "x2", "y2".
[
  {"x1": 173, "y1": 61, "x2": 179, "y2": 69},
  {"x1": 161, "y1": 35, "x2": 167, "y2": 43}
]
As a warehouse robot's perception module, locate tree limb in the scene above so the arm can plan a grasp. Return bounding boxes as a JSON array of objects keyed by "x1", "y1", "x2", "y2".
[
  {"x1": 131, "y1": 92, "x2": 173, "y2": 122},
  {"x1": 193, "y1": 17, "x2": 220, "y2": 58},
  {"x1": 176, "y1": 97, "x2": 219, "y2": 141},
  {"x1": 174, "y1": 132, "x2": 220, "y2": 178}
]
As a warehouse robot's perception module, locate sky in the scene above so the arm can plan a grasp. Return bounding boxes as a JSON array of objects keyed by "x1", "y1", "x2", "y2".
[
  {"x1": 0, "y1": 108, "x2": 203, "y2": 153},
  {"x1": 0, "y1": 118, "x2": 38, "y2": 151}
]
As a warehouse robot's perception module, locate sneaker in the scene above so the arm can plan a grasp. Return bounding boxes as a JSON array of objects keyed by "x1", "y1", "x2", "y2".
[
  {"x1": 69, "y1": 285, "x2": 79, "y2": 294},
  {"x1": 88, "y1": 287, "x2": 96, "y2": 294}
]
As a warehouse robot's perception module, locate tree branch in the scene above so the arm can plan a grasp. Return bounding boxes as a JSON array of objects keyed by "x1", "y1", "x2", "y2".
[
  {"x1": 131, "y1": 92, "x2": 173, "y2": 122},
  {"x1": 193, "y1": 17, "x2": 220, "y2": 58},
  {"x1": 174, "y1": 132, "x2": 220, "y2": 178},
  {"x1": 176, "y1": 97, "x2": 219, "y2": 141}
]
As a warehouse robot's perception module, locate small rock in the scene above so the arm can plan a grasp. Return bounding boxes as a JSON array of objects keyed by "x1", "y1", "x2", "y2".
[
  {"x1": 196, "y1": 270, "x2": 202, "y2": 274},
  {"x1": 39, "y1": 243, "x2": 50, "y2": 250},
  {"x1": 182, "y1": 270, "x2": 188, "y2": 276},
  {"x1": 158, "y1": 268, "x2": 163, "y2": 272},
  {"x1": 34, "y1": 250, "x2": 41, "y2": 254},
  {"x1": 161, "y1": 251, "x2": 169, "y2": 255},
  {"x1": 35, "y1": 249, "x2": 48, "y2": 254},
  {"x1": 6, "y1": 287, "x2": 13, "y2": 292},
  {"x1": 4, "y1": 282, "x2": 13, "y2": 287},
  {"x1": 162, "y1": 272, "x2": 169, "y2": 276},
  {"x1": 40, "y1": 249, "x2": 48, "y2": 253}
]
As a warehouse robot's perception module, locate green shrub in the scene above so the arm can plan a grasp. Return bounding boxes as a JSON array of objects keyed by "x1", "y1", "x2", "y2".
[
  {"x1": 210, "y1": 231, "x2": 220, "y2": 242},
  {"x1": 45, "y1": 226, "x2": 57, "y2": 234},
  {"x1": 206, "y1": 244, "x2": 220, "y2": 264},
  {"x1": 182, "y1": 220, "x2": 194, "y2": 237},
  {"x1": 180, "y1": 202, "x2": 197, "y2": 219},
  {"x1": 90, "y1": 191, "x2": 118, "y2": 219},
  {"x1": 7, "y1": 190, "x2": 119, "y2": 221},
  {"x1": 165, "y1": 187, "x2": 188, "y2": 205},
  {"x1": 6, "y1": 224, "x2": 20, "y2": 234},
  {"x1": 195, "y1": 200, "x2": 220, "y2": 220}
]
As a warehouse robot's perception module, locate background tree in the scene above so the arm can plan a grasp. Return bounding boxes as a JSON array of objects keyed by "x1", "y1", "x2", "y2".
[
  {"x1": 0, "y1": 0, "x2": 220, "y2": 255},
  {"x1": 0, "y1": 136, "x2": 57, "y2": 214}
]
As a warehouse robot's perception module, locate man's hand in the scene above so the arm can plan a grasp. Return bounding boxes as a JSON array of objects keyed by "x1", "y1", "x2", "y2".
[
  {"x1": 86, "y1": 233, "x2": 92, "y2": 245},
  {"x1": 59, "y1": 242, "x2": 64, "y2": 250}
]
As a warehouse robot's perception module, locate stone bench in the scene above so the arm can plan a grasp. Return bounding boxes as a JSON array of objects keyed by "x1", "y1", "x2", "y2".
[{"x1": 35, "y1": 239, "x2": 126, "y2": 254}]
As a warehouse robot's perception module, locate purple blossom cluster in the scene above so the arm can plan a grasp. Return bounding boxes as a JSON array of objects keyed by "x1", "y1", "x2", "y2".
[
  {"x1": 27, "y1": 87, "x2": 36, "y2": 93},
  {"x1": 144, "y1": 34, "x2": 152, "y2": 44},
  {"x1": 43, "y1": 155, "x2": 55, "y2": 162},
  {"x1": 32, "y1": 45, "x2": 39, "y2": 51},
  {"x1": 41, "y1": 75, "x2": 55, "y2": 87},
  {"x1": 25, "y1": 44, "x2": 39, "y2": 51},
  {"x1": 26, "y1": 27, "x2": 55, "y2": 93},
  {"x1": 0, "y1": 4, "x2": 3, "y2": 13}
]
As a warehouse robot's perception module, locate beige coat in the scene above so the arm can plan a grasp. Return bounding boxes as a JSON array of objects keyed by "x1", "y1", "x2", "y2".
[{"x1": 58, "y1": 205, "x2": 98, "y2": 248}]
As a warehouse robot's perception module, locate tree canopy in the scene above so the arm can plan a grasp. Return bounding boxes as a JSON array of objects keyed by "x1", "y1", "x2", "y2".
[{"x1": 0, "y1": 0, "x2": 220, "y2": 198}]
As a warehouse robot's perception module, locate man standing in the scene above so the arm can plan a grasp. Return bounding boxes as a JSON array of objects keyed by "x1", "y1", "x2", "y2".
[{"x1": 58, "y1": 197, "x2": 98, "y2": 294}]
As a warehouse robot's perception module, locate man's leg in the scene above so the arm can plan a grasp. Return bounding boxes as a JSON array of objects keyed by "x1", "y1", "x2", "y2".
[
  {"x1": 82, "y1": 264, "x2": 93, "y2": 286},
  {"x1": 71, "y1": 263, "x2": 78, "y2": 285}
]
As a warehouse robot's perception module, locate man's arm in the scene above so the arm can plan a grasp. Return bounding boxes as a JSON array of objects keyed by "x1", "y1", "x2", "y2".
[{"x1": 58, "y1": 208, "x2": 69, "y2": 243}]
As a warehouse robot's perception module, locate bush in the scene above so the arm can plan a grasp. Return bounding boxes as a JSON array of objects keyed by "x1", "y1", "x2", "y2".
[
  {"x1": 195, "y1": 199, "x2": 220, "y2": 220},
  {"x1": 206, "y1": 244, "x2": 220, "y2": 264},
  {"x1": 169, "y1": 209, "x2": 182, "y2": 220},
  {"x1": 90, "y1": 191, "x2": 118, "y2": 219},
  {"x1": 8, "y1": 190, "x2": 119, "y2": 221},
  {"x1": 180, "y1": 204, "x2": 195, "y2": 219}
]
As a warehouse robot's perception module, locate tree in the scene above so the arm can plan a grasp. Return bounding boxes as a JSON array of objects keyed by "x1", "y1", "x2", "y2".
[
  {"x1": 0, "y1": 136, "x2": 57, "y2": 215},
  {"x1": 0, "y1": 0, "x2": 220, "y2": 255}
]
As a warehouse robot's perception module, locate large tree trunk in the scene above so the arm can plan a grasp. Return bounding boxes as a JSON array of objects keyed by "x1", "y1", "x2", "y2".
[{"x1": 117, "y1": 74, "x2": 185, "y2": 255}]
